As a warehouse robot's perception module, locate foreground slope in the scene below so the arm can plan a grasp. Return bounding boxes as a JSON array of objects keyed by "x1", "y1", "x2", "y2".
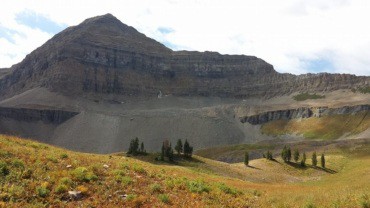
[{"x1": 1, "y1": 135, "x2": 370, "y2": 207}]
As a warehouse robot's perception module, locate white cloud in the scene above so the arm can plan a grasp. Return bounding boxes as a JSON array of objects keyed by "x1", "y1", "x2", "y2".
[{"x1": 0, "y1": 0, "x2": 369, "y2": 75}]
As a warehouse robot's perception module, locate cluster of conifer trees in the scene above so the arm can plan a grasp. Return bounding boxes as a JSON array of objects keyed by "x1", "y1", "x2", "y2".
[
  {"x1": 244, "y1": 146, "x2": 326, "y2": 168},
  {"x1": 160, "y1": 139, "x2": 193, "y2": 161},
  {"x1": 127, "y1": 137, "x2": 146, "y2": 156},
  {"x1": 127, "y1": 137, "x2": 193, "y2": 162}
]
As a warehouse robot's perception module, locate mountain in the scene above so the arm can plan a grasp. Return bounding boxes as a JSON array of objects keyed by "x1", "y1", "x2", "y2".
[
  {"x1": 1, "y1": 13, "x2": 369, "y2": 100},
  {"x1": 0, "y1": 14, "x2": 369, "y2": 153}
]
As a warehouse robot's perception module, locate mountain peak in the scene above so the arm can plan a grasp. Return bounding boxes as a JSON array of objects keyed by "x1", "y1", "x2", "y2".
[
  {"x1": 81, "y1": 13, "x2": 122, "y2": 26},
  {"x1": 47, "y1": 13, "x2": 171, "y2": 55}
]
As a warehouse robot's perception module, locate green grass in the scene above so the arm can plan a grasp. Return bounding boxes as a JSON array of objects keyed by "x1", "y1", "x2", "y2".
[
  {"x1": 1, "y1": 134, "x2": 370, "y2": 207},
  {"x1": 261, "y1": 112, "x2": 370, "y2": 140},
  {"x1": 357, "y1": 86, "x2": 370, "y2": 94},
  {"x1": 293, "y1": 93, "x2": 325, "y2": 101}
]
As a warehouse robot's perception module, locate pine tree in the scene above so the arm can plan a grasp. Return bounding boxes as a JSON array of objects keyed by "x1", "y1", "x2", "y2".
[
  {"x1": 287, "y1": 147, "x2": 292, "y2": 162},
  {"x1": 266, "y1": 150, "x2": 273, "y2": 160},
  {"x1": 244, "y1": 151, "x2": 249, "y2": 166},
  {"x1": 175, "y1": 139, "x2": 183, "y2": 155},
  {"x1": 140, "y1": 142, "x2": 145, "y2": 153},
  {"x1": 183, "y1": 139, "x2": 193, "y2": 158},
  {"x1": 160, "y1": 142, "x2": 165, "y2": 161},
  {"x1": 301, "y1": 152, "x2": 306, "y2": 167},
  {"x1": 168, "y1": 148, "x2": 174, "y2": 162},
  {"x1": 128, "y1": 137, "x2": 141, "y2": 155},
  {"x1": 281, "y1": 146, "x2": 287, "y2": 162},
  {"x1": 128, "y1": 140, "x2": 134, "y2": 154},
  {"x1": 294, "y1": 149, "x2": 300, "y2": 163},
  {"x1": 281, "y1": 146, "x2": 291, "y2": 162},
  {"x1": 312, "y1": 152, "x2": 317, "y2": 167},
  {"x1": 321, "y1": 153, "x2": 325, "y2": 168}
]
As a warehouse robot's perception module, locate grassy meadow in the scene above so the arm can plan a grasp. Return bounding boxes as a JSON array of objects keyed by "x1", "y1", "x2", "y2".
[
  {"x1": 1, "y1": 134, "x2": 370, "y2": 207},
  {"x1": 261, "y1": 112, "x2": 370, "y2": 140}
]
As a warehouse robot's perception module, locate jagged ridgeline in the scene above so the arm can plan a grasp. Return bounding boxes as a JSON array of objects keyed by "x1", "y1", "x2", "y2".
[{"x1": 0, "y1": 14, "x2": 369, "y2": 153}]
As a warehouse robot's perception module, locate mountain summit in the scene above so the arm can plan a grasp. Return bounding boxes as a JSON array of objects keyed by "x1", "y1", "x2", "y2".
[{"x1": 0, "y1": 13, "x2": 369, "y2": 100}]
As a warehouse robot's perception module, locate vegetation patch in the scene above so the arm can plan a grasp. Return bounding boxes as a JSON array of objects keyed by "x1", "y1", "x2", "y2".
[
  {"x1": 261, "y1": 113, "x2": 370, "y2": 140},
  {"x1": 158, "y1": 194, "x2": 170, "y2": 204},
  {"x1": 71, "y1": 167, "x2": 98, "y2": 182},
  {"x1": 186, "y1": 180, "x2": 211, "y2": 193},
  {"x1": 353, "y1": 86, "x2": 370, "y2": 94},
  {"x1": 293, "y1": 93, "x2": 325, "y2": 101}
]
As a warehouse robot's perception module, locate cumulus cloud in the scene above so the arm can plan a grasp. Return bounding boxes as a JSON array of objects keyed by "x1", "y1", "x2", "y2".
[{"x1": 0, "y1": 0, "x2": 369, "y2": 75}]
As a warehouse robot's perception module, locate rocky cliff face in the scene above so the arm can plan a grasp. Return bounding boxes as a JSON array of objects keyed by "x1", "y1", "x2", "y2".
[
  {"x1": 0, "y1": 13, "x2": 369, "y2": 100},
  {"x1": 0, "y1": 107, "x2": 78, "y2": 124},
  {"x1": 241, "y1": 104, "x2": 370, "y2": 125}
]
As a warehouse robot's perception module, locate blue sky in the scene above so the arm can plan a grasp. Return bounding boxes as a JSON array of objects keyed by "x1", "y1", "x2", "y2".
[
  {"x1": 0, "y1": 0, "x2": 369, "y2": 76},
  {"x1": 15, "y1": 10, "x2": 67, "y2": 34}
]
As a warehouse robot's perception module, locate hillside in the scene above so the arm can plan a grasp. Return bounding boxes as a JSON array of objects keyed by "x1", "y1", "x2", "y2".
[
  {"x1": 1, "y1": 135, "x2": 370, "y2": 207},
  {"x1": 0, "y1": 13, "x2": 369, "y2": 154}
]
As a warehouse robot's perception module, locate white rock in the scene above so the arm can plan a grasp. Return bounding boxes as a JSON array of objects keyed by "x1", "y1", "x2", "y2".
[{"x1": 68, "y1": 190, "x2": 82, "y2": 199}]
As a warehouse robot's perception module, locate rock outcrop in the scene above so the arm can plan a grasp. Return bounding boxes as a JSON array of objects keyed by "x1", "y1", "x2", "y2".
[
  {"x1": 0, "y1": 14, "x2": 369, "y2": 100},
  {"x1": 241, "y1": 104, "x2": 370, "y2": 125},
  {"x1": 0, "y1": 107, "x2": 78, "y2": 124}
]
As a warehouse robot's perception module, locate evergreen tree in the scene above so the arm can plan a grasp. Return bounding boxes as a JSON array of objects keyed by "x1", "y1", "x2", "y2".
[
  {"x1": 266, "y1": 150, "x2": 273, "y2": 160},
  {"x1": 281, "y1": 146, "x2": 287, "y2": 162},
  {"x1": 244, "y1": 151, "x2": 249, "y2": 166},
  {"x1": 287, "y1": 147, "x2": 292, "y2": 162},
  {"x1": 281, "y1": 146, "x2": 291, "y2": 162},
  {"x1": 293, "y1": 149, "x2": 300, "y2": 163},
  {"x1": 175, "y1": 139, "x2": 183, "y2": 155},
  {"x1": 183, "y1": 139, "x2": 193, "y2": 158},
  {"x1": 127, "y1": 137, "x2": 141, "y2": 155},
  {"x1": 128, "y1": 140, "x2": 134, "y2": 154},
  {"x1": 165, "y1": 142, "x2": 170, "y2": 157},
  {"x1": 168, "y1": 148, "x2": 174, "y2": 162},
  {"x1": 301, "y1": 152, "x2": 306, "y2": 167},
  {"x1": 160, "y1": 142, "x2": 165, "y2": 161},
  {"x1": 312, "y1": 152, "x2": 317, "y2": 167},
  {"x1": 140, "y1": 142, "x2": 145, "y2": 153},
  {"x1": 321, "y1": 153, "x2": 325, "y2": 168}
]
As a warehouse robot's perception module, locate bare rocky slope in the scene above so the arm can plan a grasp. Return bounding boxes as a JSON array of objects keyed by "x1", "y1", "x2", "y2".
[{"x1": 0, "y1": 14, "x2": 369, "y2": 153}]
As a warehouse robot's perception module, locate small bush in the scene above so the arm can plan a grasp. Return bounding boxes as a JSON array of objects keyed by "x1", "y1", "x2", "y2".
[
  {"x1": 60, "y1": 177, "x2": 73, "y2": 186},
  {"x1": 36, "y1": 186, "x2": 50, "y2": 198},
  {"x1": 113, "y1": 169, "x2": 126, "y2": 182},
  {"x1": 360, "y1": 194, "x2": 370, "y2": 208},
  {"x1": 158, "y1": 194, "x2": 170, "y2": 204},
  {"x1": 305, "y1": 202, "x2": 315, "y2": 208},
  {"x1": 22, "y1": 169, "x2": 32, "y2": 179},
  {"x1": 218, "y1": 183, "x2": 240, "y2": 196},
  {"x1": 55, "y1": 185, "x2": 68, "y2": 194},
  {"x1": 60, "y1": 153, "x2": 68, "y2": 159},
  {"x1": 71, "y1": 167, "x2": 98, "y2": 182},
  {"x1": 12, "y1": 159, "x2": 25, "y2": 170},
  {"x1": 126, "y1": 194, "x2": 136, "y2": 201},
  {"x1": 186, "y1": 180, "x2": 211, "y2": 193},
  {"x1": 0, "y1": 162, "x2": 10, "y2": 176},
  {"x1": 150, "y1": 183, "x2": 162, "y2": 193},
  {"x1": 46, "y1": 156, "x2": 58, "y2": 163},
  {"x1": 120, "y1": 176, "x2": 133, "y2": 186},
  {"x1": 133, "y1": 164, "x2": 146, "y2": 174}
]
